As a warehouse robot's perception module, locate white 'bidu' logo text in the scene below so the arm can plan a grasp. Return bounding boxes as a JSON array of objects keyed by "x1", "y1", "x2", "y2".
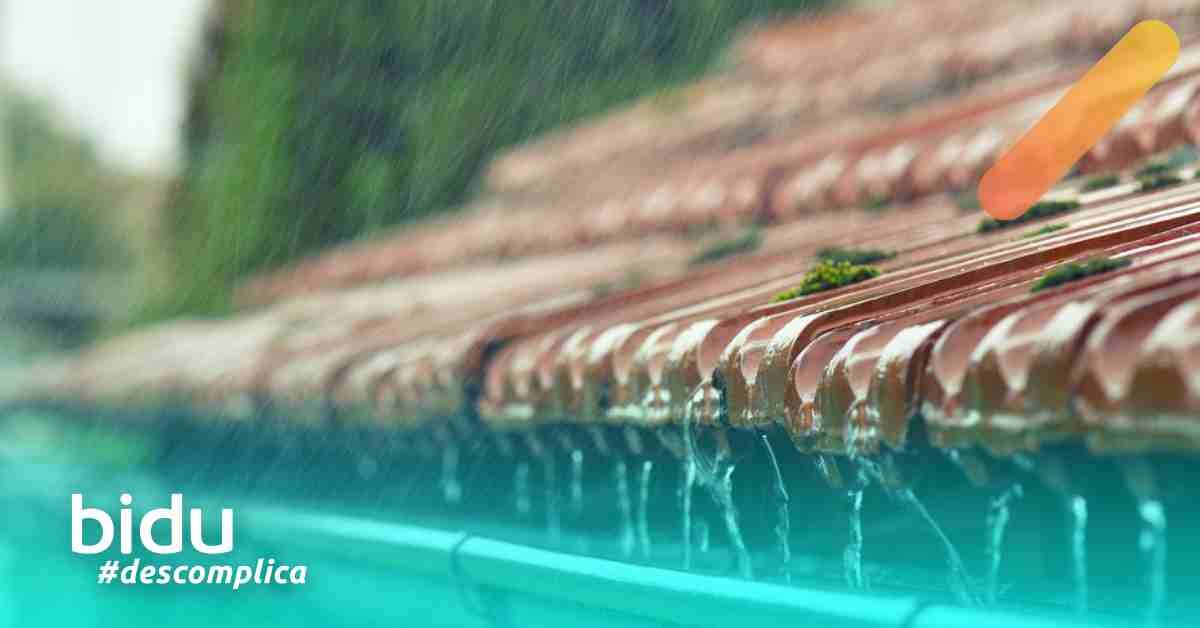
[{"x1": 71, "y1": 493, "x2": 233, "y2": 555}]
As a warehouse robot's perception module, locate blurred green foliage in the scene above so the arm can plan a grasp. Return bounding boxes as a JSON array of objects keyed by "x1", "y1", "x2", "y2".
[
  {"x1": 0, "y1": 91, "x2": 126, "y2": 269},
  {"x1": 163, "y1": 0, "x2": 832, "y2": 316}
]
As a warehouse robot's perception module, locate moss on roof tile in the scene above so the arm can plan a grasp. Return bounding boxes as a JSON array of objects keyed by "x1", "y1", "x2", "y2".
[
  {"x1": 689, "y1": 228, "x2": 762, "y2": 266},
  {"x1": 815, "y1": 246, "x2": 895, "y2": 265},
  {"x1": 1080, "y1": 174, "x2": 1120, "y2": 192},
  {"x1": 1022, "y1": 223, "x2": 1067, "y2": 239},
  {"x1": 774, "y1": 260, "x2": 882, "y2": 302},
  {"x1": 1138, "y1": 174, "x2": 1184, "y2": 193},
  {"x1": 1136, "y1": 162, "x2": 1171, "y2": 178},
  {"x1": 977, "y1": 199, "x2": 1081, "y2": 234},
  {"x1": 1031, "y1": 256, "x2": 1131, "y2": 293}
]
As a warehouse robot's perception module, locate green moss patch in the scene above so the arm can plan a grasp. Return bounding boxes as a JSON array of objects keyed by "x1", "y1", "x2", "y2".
[
  {"x1": 1080, "y1": 174, "x2": 1120, "y2": 192},
  {"x1": 1136, "y1": 162, "x2": 1171, "y2": 178},
  {"x1": 1022, "y1": 223, "x2": 1067, "y2": 239},
  {"x1": 863, "y1": 194, "x2": 891, "y2": 211},
  {"x1": 816, "y1": 246, "x2": 895, "y2": 265},
  {"x1": 774, "y1": 260, "x2": 882, "y2": 302},
  {"x1": 1031, "y1": 257, "x2": 1132, "y2": 292},
  {"x1": 689, "y1": 228, "x2": 762, "y2": 266},
  {"x1": 1138, "y1": 174, "x2": 1184, "y2": 193},
  {"x1": 977, "y1": 199, "x2": 1081, "y2": 234}
]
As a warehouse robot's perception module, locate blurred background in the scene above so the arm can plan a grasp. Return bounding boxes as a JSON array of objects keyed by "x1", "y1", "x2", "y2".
[{"x1": 0, "y1": 0, "x2": 832, "y2": 364}]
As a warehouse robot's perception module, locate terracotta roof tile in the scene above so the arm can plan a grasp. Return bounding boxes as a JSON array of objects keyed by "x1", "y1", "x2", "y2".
[
  {"x1": 19, "y1": 5, "x2": 1200, "y2": 467},
  {"x1": 238, "y1": 50, "x2": 1200, "y2": 307}
]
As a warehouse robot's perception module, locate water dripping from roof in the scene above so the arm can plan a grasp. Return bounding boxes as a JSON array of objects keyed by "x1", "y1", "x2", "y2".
[
  {"x1": 712, "y1": 458, "x2": 753, "y2": 579},
  {"x1": 1137, "y1": 498, "x2": 1168, "y2": 628},
  {"x1": 514, "y1": 461, "x2": 532, "y2": 517},
  {"x1": 844, "y1": 484, "x2": 866, "y2": 589},
  {"x1": 1068, "y1": 494, "x2": 1089, "y2": 614},
  {"x1": 896, "y1": 486, "x2": 980, "y2": 606},
  {"x1": 637, "y1": 459, "x2": 654, "y2": 561},
  {"x1": 683, "y1": 383, "x2": 753, "y2": 578},
  {"x1": 542, "y1": 451, "x2": 562, "y2": 547},
  {"x1": 984, "y1": 483, "x2": 1023, "y2": 605},
  {"x1": 696, "y1": 518, "x2": 711, "y2": 555},
  {"x1": 759, "y1": 432, "x2": 792, "y2": 583},
  {"x1": 679, "y1": 455, "x2": 697, "y2": 570},
  {"x1": 440, "y1": 444, "x2": 462, "y2": 505},
  {"x1": 569, "y1": 448, "x2": 585, "y2": 517},
  {"x1": 567, "y1": 447, "x2": 589, "y2": 554},
  {"x1": 614, "y1": 458, "x2": 636, "y2": 559}
]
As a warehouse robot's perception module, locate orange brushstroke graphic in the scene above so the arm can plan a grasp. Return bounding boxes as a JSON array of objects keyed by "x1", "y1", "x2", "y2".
[{"x1": 980, "y1": 20, "x2": 1180, "y2": 221}]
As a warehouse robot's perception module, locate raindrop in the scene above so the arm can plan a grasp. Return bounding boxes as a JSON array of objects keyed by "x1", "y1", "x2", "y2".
[
  {"x1": 615, "y1": 458, "x2": 635, "y2": 559},
  {"x1": 440, "y1": 445, "x2": 462, "y2": 504},
  {"x1": 984, "y1": 484, "x2": 1023, "y2": 605},
  {"x1": 514, "y1": 461, "x2": 532, "y2": 517},
  {"x1": 759, "y1": 432, "x2": 792, "y2": 582},
  {"x1": 637, "y1": 459, "x2": 654, "y2": 560},
  {"x1": 897, "y1": 487, "x2": 979, "y2": 606}
]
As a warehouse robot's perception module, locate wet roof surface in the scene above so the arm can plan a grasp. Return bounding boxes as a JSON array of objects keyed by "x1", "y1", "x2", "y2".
[{"x1": 18, "y1": 0, "x2": 1200, "y2": 458}]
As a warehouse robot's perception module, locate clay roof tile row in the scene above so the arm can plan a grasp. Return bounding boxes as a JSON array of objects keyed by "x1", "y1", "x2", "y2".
[
  {"x1": 18, "y1": 6, "x2": 1200, "y2": 464},
  {"x1": 238, "y1": 30, "x2": 1200, "y2": 307}
]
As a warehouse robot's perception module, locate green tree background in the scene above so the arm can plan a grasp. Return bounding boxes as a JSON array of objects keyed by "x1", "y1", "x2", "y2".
[
  {"x1": 159, "y1": 0, "x2": 831, "y2": 317},
  {"x1": 0, "y1": 90, "x2": 126, "y2": 270}
]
